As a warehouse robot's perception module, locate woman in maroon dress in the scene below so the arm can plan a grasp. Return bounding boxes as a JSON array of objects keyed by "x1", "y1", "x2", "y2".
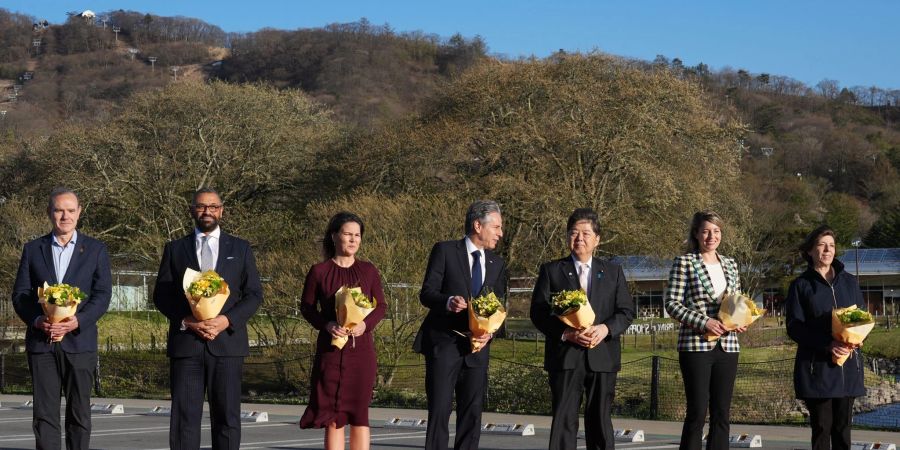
[{"x1": 299, "y1": 212, "x2": 387, "y2": 450}]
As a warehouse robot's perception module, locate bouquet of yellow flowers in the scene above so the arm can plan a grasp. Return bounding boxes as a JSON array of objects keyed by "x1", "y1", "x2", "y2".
[
  {"x1": 182, "y1": 269, "x2": 230, "y2": 320},
  {"x1": 705, "y1": 292, "x2": 766, "y2": 342},
  {"x1": 831, "y1": 305, "x2": 875, "y2": 366},
  {"x1": 552, "y1": 290, "x2": 595, "y2": 329},
  {"x1": 38, "y1": 282, "x2": 84, "y2": 341},
  {"x1": 332, "y1": 286, "x2": 377, "y2": 349},
  {"x1": 467, "y1": 291, "x2": 507, "y2": 353}
]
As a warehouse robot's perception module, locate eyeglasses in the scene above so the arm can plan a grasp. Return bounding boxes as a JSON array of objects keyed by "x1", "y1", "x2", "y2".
[{"x1": 192, "y1": 204, "x2": 222, "y2": 212}]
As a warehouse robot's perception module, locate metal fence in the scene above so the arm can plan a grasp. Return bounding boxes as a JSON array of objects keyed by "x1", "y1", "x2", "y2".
[{"x1": 1, "y1": 349, "x2": 896, "y2": 430}]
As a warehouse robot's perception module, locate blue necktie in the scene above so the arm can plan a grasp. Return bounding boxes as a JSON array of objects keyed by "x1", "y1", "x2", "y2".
[{"x1": 471, "y1": 250, "x2": 483, "y2": 296}]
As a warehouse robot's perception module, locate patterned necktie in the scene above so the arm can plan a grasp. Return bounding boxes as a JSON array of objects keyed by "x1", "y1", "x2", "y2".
[
  {"x1": 579, "y1": 263, "x2": 590, "y2": 294},
  {"x1": 200, "y1": 235, "x2": 214, "y2": 271},
  {"x1": 471, "y1": 250, "x2": 483, "y2": 297}
]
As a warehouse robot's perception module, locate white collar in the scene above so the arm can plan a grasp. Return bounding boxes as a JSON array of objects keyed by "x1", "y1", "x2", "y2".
[
  {"x1": 195, "y1": 227, "x2": 221, "y2": 240},
  {"x1": 464, "y1": 236, "x2": 483, "y2": 256},
  {"x1": 571, "y1": 254, "x2": 592, "y2": 269}
]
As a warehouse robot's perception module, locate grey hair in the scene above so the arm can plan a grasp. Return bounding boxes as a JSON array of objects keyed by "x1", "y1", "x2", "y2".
[
  {"x1": 47, "y1": 187, "x2": 79, "y2": 212},
  {"x1": 191, "y1": 187, "x2": 222, "y2": 205},
  {"x1": 464, "y1": 200, "x2": 502, "y2": 235}
]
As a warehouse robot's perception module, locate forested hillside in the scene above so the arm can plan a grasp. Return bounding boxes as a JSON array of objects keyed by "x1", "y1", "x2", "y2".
[{"x1": 0, "y1": 8, "x2": 898, "y2": 297}]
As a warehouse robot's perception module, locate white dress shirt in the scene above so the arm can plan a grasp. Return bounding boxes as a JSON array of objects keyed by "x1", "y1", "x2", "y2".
[
  {"x1": 705, "y1": 262, "x2": 727, "y2": 300},
  {"x1": 572, "y1": 254, "x2": 592, "y2": 294},
  {"x1": 194, "y1": 227, "x2": 221, "y2": 270},
  {"x1": 445, "y1": 236, "x2": 488, "y2": 311}
]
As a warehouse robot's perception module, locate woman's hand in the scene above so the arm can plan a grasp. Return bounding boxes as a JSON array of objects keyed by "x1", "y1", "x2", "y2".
[
  {"x1": 830, "y1": 340, "x2": 853, "y2": 358},
  {"x1": 732, "y1": 325, "x2": 748, "y2": 333},
  {"x1": 327, "y1": 321, "x2": 349, "y2": 339},
  {"x1": 705, "y1": 318, "x2": 728, "y2": 336},
  {"x1": 349, "y1": 321, "x2": 367, "y2": 337}
]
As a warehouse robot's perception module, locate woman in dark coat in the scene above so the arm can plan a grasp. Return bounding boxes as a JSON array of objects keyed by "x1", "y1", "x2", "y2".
[
  {"x1": 299, "y1": 212, "x2": 387, "y2": 450},
  {"x1": 786, "y1": 225, "x2": 866, "y2": 450}
]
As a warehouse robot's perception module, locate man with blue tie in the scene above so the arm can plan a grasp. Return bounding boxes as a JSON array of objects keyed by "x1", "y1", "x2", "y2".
[
  {"x1": 414, "y1": 200, "x2": 508, "y2": 450},
  {"x1": 12, "y1": 187, "x2": 112, "y2": 450},
  {"x1": 153, "y1": 187, "x2": 263, "y2": 450}
]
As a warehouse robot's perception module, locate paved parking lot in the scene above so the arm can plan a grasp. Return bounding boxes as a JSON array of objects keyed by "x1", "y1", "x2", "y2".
[{"x1": 1, "y1": 396, "x2": 898, "y2": 449}]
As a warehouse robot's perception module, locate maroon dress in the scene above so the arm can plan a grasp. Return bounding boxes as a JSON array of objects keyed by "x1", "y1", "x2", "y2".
[{"x1": 298, "y1": 259, "x2": 387, "y2": 428}]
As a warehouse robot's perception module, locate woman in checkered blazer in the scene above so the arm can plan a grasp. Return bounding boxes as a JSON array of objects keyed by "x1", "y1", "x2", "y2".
[{"x1": 664, "y1": 211, "x2": 747, "y2": 450}]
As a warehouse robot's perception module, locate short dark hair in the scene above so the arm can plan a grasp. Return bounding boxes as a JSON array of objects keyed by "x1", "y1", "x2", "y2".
[
  {"x1": 566, "y1": 208, "x2": 601, "y2": 235},
  {"x1": 686, "y1": 210, "x2": 725, "y2": 253},
  {"x1": 191, "y1": 187, "x2": 222, "y2": 205},
  {"x1": 323, "y1": 211, "x2": 365, "y2": 259},
  {"x1": 464, "y1": 200, "x2": 501, "y2": 235},
  {"x1": 799, "y1": 224, "x2": 836, "y2": 265},
  {"x1": 47, "y1": 187, "x2": 79, "y2": 212}
]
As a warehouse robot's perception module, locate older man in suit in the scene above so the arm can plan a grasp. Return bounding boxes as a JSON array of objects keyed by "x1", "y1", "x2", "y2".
[
  {"x1": 153, "y1": 187, "x2": 263, "y2": 450},
  {"x1": 414, "y1": 200, "x2": 508, "y2": 450},
  {"x1": 530, "y1": 208, "x2": 635, "y2": 450},
  {"x1": 12, "y1": 187, "x2": 112, "y2": 450}
]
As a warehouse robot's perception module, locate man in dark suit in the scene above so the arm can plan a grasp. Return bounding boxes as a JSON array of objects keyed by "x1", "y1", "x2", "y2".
[
  {"x1": 153, "y1": 187, "x2": 263, "y2": 450},
  {"x1": 414, "y1": 200, "x2": 508, "y2": 450},
  {"x1": 530, "y1": 208, "x2": 635, "y2": 450},
  {"x1": 12, "y1": 187, "x2": 112, "y2": 450}
]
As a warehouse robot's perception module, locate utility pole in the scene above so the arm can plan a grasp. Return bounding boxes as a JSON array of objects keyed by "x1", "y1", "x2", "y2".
[
  {"x1": 170, "y1": 66, "x2": 180, "y2": 82},
  {"x1": 148, "y1": 57, "x2": 157, "y2": 72},
  {"x1": 112, "y1": 26, "x2": 121, "y2": 42}
]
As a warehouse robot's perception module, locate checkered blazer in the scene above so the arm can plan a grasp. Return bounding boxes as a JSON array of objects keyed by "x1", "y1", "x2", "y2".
[{"x1": 664, "y1": 253, "x2": 741, "y2": 352}]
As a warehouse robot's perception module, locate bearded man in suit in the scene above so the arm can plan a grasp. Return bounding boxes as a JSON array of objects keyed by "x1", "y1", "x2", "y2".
[{"x1": 153, "y1": 187, "x2": 263, "y2": 450}]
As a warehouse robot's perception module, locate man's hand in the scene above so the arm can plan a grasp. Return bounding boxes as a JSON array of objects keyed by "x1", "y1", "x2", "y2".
[
  {"x1": 48, "y1": 316, "x2": 79, "y2": 341},
  {"x1": 196, "y1": 315, "x2": 230, "y2": 341},
  {"x1": 472, "y1": 332, "x2": 493, "y2": 345},
  {"x1": 33, "y1": 315, "x2": 52, "y2": 337},
  {"x1": 563, "y1": 327, "x2": 594, "y2": 348},
  {"x1": 183, "y1": 316, "x2": 229, "y2": 341},
  {"x1": 583, "y1": 324, "x2": 609, "y2": 347},
  {"x1": 448, "y1": 296, "x2": 468, "y2": 313}
]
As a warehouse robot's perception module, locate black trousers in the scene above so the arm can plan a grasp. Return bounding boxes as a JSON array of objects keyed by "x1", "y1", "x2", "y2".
[
  {"x1": 169, "y1": 348, "x2": 244, "y2": 450},
  {"x1": 27, "y1": 346, "x2": 97, "y2": 450},
  {"x1": 424, "y1": 353, "x2": 487, "y2": 450},
  {"x1": 678, "y1": 346, "x2": 739, "y2": 450},
  {"x1": 803, "y1": 397, "x2": 854, "y2": 450},
  {"x1": 548, "y1": 363, "x2": 617, "y2": 450}
]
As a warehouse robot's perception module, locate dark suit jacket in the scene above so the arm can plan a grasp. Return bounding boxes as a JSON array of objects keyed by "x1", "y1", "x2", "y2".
[
  {"x1": 530, "y1": 256, "x2": 635, "y2": 372},
  {"x1": 414, "y1": 239, "x2": 507, "y2": 367},
  {"x1": 153, "y1": 232, "x2": 263, "y2": 358},
  {"x1": 12, "y1": 232, "x2": 112, "y2": 353}
]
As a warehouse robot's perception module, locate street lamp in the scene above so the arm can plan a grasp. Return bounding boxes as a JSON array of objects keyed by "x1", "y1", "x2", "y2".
[{"x1": 850, "y1": 237, "x2": 866, "y2": 311}]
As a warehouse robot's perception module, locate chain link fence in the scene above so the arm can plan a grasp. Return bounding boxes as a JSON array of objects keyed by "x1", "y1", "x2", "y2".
[{"x1": 1, "y1": 347, "x2": 896, "y2": 430}]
